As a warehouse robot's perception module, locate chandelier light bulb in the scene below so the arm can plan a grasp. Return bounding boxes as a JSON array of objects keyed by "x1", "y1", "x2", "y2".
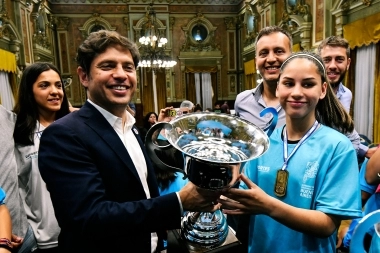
[{"x1": 137, "y1": 4, "x2": 177, "y2": 72}]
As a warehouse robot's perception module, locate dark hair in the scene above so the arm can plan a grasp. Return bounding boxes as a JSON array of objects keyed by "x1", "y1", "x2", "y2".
[
  {"x1": 13, "y1": 62, "x2": 70, "y2": 145},
  {"x1": 154, "y1": 140, "x2": 185, "y2": 190},
  {"x1": 317, "y1": 36, "x2": 350, "y2": 58},
  {"x1": 143, "y1": 112, "x2": 158, "y2": 130},
  {"x1": 154, "y1": 165, "x2": 177, "y2": 191},
  {"x1": 194, "y1": 103, "x2": 203, "y2": 112},
  {"x1": 279, "y1": 51, "x2": 354, "y2": 133},
  {"x1": 76, "y1": 30, "x2": 140, "y2": 75},
  {"x1": 255, "y1": 26, "x2": 293, "y2": 53}
]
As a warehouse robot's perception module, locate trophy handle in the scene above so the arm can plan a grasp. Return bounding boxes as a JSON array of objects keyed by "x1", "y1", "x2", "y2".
[
  {"x1": 145, "y1": 122, "x2": 186, "y2": 174},
  {"x1": 350, "y1": 209, "x2": 380, "y2": 253},
  {"x1": 260, "y1": 107, "x2": 278, "y2": 137}
]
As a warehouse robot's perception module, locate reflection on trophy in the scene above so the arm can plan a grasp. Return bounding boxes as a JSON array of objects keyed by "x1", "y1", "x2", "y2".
[{"x1": 146, "y1": 111, "x2": 276, "y2": 252}]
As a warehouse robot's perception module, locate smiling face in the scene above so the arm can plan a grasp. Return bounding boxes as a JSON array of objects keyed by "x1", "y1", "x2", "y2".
[
  {"x1": 277, "y1": 58, "x2": 327, "y2": 123},
  {"x1": 256, "y1": 32, "x2": 292, "y2": 86},
  {"x1": 32, "y1": 69, "x2": 64, "y2": 116},
  {"x1": 78, "y1": 45, "x2": 137, "y2": 118},
  {"x1": 320, "y1": 45, "x2": 350, "y2": 88}
]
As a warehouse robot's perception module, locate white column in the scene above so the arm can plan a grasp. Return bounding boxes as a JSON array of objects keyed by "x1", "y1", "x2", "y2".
[{"x1": 152, "y1": 71, "x2": 158, "y2": 113}]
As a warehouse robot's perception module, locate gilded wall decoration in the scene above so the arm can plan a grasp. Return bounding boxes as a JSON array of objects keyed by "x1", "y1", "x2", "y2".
[
  {"x1": 20, "y1": 8, "x2": 31, "y2": 63},
  {"x1": 229, "y1": 75, "x2": 236, "y2": 92},
  {"x1": 181, "y1": 13, "x2": 220, "y2": 52},
  {"x1": 313, "y1": 0, "x2": 324, "y2": 45},
  {"x1": 78, "y1": 13, "x2": 116, "y2": 38},
  {"x1": 243, "y1": 2, "x2": 258, "y2": 47},
  {"x1": 58, "y1": 32, "x2": 70, "y2": 74}
]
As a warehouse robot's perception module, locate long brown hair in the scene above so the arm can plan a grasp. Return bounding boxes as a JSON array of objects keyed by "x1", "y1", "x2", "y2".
[
  {"x1": 279, "y1": 51, "x2": 354, "y2": 133},
  {"x1": 13, "y1": 62, "x2": 70, "y2": 145}
]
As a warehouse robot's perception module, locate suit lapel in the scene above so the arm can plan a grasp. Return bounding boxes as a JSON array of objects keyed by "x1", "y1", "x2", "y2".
[{"x1": 79, "y1": 102, "x2": 142, "y2": 184}]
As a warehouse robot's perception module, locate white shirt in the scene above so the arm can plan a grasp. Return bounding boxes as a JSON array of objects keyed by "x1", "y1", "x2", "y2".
[
  {"x1": 88, "y1": 100, "x2": 158, "y2": 252},
  {"x1": 335, "y1": 82, "x2": 352, "y2": 112}
]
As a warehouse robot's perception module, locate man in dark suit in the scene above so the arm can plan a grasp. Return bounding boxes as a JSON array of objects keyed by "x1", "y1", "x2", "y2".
[{"x1": 38, "y1": 30, "x2": 219, "y2": 253}]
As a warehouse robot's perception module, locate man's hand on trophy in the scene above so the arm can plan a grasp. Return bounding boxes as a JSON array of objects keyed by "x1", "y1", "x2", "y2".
[
  {"x1": 179, "y1": 181, "x2": 221, "y2": 212},
  {"x1": 217, "y1": 173, "x2": 273, "y2": 215}
]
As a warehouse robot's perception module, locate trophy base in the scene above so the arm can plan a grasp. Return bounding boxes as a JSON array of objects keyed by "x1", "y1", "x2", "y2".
[{"x1": 167, "y1": 227, "x2": 242, "y2": 253}]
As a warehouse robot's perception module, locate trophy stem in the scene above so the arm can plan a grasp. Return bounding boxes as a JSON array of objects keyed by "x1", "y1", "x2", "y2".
[{"x1": 181, "y1": 209, "x2": 229, "y2": 249}]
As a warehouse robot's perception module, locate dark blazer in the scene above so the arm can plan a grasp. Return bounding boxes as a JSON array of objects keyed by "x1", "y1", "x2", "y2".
[{"x1": 39, "y1": 102, "x2": 182, "y2": 253}]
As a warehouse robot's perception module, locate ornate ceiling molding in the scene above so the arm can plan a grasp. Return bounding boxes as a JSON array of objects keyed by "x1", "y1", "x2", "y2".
[
  {"x1": 50, "y1": 16, "x2": 70, "y2": 30},
  {"x1": 332, "y1": 0, "x2": 372, "y2": 12},
  {"x1": 47, "y1": 0, "x2": 243, "y2": 4},
  {"x1": 257, "y1": 0, "x2": 276, "y2": 9}
]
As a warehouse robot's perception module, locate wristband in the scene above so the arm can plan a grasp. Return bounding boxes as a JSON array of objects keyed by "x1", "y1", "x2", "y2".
[
  {"x1": 0, "y1": 245, "x2": 12, "y2": 252},
  {"x1": 0, "y1": 238, "x2": 13, "y2": 251}
]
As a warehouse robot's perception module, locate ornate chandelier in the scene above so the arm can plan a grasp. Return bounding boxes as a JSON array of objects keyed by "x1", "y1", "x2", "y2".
[{"x1": 138, "y1": 3, "x2": 177, "y2": 72}]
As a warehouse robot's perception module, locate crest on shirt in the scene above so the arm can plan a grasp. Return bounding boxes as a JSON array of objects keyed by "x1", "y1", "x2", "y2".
[{"x1": 302, "y1": 161, "x2": 319, "y2": 183}]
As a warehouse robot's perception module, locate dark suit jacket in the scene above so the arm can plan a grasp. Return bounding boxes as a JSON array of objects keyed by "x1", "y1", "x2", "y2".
[{"x1": 39, "y1": 102, "x2": 182, "y2": 253}]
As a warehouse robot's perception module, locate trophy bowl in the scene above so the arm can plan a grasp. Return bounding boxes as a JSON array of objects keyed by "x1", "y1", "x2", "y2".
[
  {"x1": 145, "y1": 112, "x2": 273, "y2": 250},
  {"x1": 164, "y1": 112, "x2": 269, "y2": 164},
  {"x1": 146, "y1": 112, "x2": 270, "y2": 178}
]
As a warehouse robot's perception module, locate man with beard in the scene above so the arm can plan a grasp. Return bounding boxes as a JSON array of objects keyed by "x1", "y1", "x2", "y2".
[
  {"x1": 318, "y1": 36, "x2": 377, "y2": 160},
  {"x1": 317, "y1": 36, "x2": 352, "y2": 112}
]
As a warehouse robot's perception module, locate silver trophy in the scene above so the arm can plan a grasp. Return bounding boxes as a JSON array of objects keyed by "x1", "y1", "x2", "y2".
[{"x1": 146, "y1": 111, "x2": 276, "y2": 251}]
